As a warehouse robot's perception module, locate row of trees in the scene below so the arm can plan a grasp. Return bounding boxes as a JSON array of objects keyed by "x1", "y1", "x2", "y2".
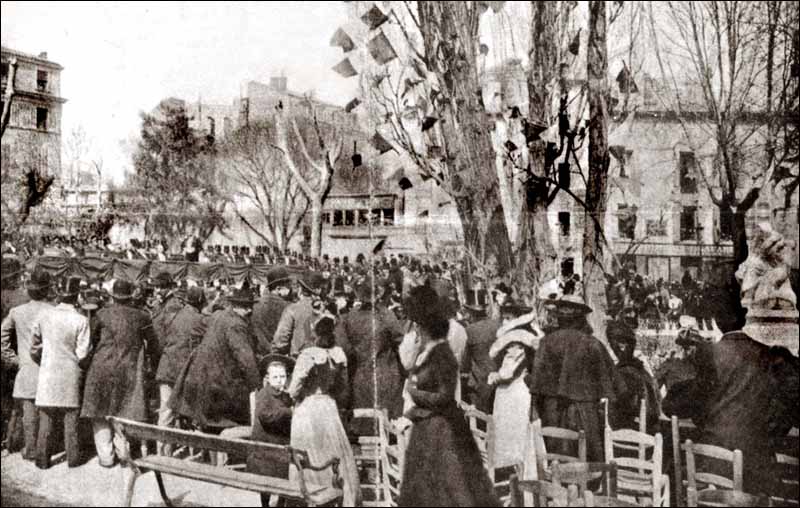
[{"x1": 339, "y1": 0, "x2": 797, "y2": 338}]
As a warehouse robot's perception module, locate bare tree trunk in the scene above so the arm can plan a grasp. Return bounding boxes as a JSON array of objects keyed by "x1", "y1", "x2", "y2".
[
  {"x1": 310, "y1": 197, "x2": 323, "y2": 258},
  {"x1": 418, "y1": 1, "x2": 514, "y2": 276},
  {"x1": 584, "y1": 1, "x2": 611, "y2": 343},
  {"x1": 519, "y1": 1, "x2": 560, "y2": 306}
]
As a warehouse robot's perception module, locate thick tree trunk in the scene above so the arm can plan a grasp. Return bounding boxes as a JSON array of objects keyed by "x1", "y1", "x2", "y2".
[
  {"x1": 519, "y1": 1, "x2": 560, "y2": 307},
  {"x1": 310, "y1": 197, "x2": 323, "y2": 257},
  {"x1": 733, "y1": 210, "x2": 748, "y2": 267},
  {"x1": 418, "y1": 1, "x2": 514, "y2": 276},
  {"x1": 584, "y1": 1, "x2": 611, "y2": 343}
]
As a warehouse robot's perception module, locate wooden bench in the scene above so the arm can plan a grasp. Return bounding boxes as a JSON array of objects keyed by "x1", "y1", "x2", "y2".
[{"x1": 108, "y1": 416, "x2": 343, "y2": 507}]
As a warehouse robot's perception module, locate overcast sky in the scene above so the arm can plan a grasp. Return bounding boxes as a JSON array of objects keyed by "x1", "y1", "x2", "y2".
[{"x1": 1, "y1": 1, "x2": 357, "y2": 182}]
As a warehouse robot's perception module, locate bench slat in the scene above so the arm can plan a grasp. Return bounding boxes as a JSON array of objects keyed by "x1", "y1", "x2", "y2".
[
  {"x1": 135, "y1": 456, "x2": 341, "y2": 504},
  {"x1": 110, "y1": 417, "x2": 292, "y2": 464}
]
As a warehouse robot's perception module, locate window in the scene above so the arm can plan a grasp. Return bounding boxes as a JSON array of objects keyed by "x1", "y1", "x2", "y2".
[
  {"x1": 321, "y1": 212, "x2": 331, "y2": 224},
  {"x1": 646, "y1": 218, "x2": 667, "y2": 237},
  {"x1": 617, "y1": 204, "x2": 636, "y2": 240},
  {"x1": 558, "y1": 211, "x2": 571, "y2": 236},
  {"x1": 333, "y1": 210, "x2": 343, "y2": 227},
  {"x1": 358, "y1": 209, "x2": 369, "y2": 226},
  {"x1": 679, "y1": 152, "x2": 698, "y2": 194},
  {"x1": 680, "y1": 206, "x2": 697, "y2": 241},
  {"x1": 0, "y1": 62, "x2": 8, "y2": 80},
  {"x1": 344, "y1": 210, "x2": 355, "y2": 226},
  {"x1": 382, "y1": 208, "x2": 395, "y2": 226},
  {"x1": 37, "y1": 70, "x2": 48, "y2": 92},
  {"x1": 36, "y1": 107, "x2": 48, "y2": 131},
  {"x1": 719, "y1": 207, "x2": 733, "y2": 240}
]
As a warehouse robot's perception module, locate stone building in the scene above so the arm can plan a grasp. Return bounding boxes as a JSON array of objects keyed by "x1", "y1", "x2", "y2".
[{"x1": 1, "y1": 46, "x2": 66, "y2": 228}]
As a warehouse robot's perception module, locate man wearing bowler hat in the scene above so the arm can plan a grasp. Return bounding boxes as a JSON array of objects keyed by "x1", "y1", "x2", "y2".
[
  {"x1": 251, "y1": 267, "x2": 293, "y2": 359},
  {"x1": 30, "y1": 277, "x2": 91, "y2": 469},
  {"x1": 273, "y1": 272, "x2": 326, "y2": 356},
  {"x1": 1, "y1": 269, "x2": 53, "y2": 460},
  {"x1": 169, "y1": 287, "x2": 261, "y2": 430},
  {"x1": 153, "y1": 286, "x2": 208, "y2": 454}
]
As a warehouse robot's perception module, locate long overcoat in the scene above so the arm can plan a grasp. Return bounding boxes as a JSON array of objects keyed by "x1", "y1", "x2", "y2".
[
  {"x1": 463, "y1": 318, "x2": 502, "y2": 413},
  {"x1": 155, "y1": 304, "x2": 206, "y2": 386},
  {"x1": 30, "y1": 303, "x2": 91, "y2": 408},
  {"x1": 169, "y1": 308, "x2": 262, "y2": 428},
  {"x1": 81, "y1": 303, "x2": 157, "y2": 421},
  {"x1": 335, "y1": 306, "x2": 404, "y2": 419},
  {"x1": 250, "y1": 295, "x2": 288, "y2": 357}
]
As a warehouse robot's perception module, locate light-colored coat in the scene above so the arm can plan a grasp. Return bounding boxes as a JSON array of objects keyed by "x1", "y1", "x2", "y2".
[
  {"x1": 0, "y1": 300, "x2": 54, "y2": 399},
  {"x1": 30, "y1": 303, "x2": 91, "y2": 408}
]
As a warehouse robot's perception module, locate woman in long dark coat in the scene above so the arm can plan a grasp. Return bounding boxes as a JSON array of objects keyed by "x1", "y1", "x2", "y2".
[
  {"x1": 399, "y1": 285, "x2": 499, "y2": 507},
  {"x1": 81, "y1": 280, "x2": 158, "y2": 467}
]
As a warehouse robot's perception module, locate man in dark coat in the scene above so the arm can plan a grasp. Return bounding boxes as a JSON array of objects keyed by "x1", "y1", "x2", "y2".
[
  {"x1": 250, "y1": 267, "x2": 292, "y2": 359},
  {"x1": 154, "y1": 287, "x2": 207, "y2": 454},
  {"x1": 81, "y1": 280, "x2": 158, "y2": 467},
  {"x1": 335, "y1": 283, "x2": 404, "y2": 424},
  {"x1": 463, "y1": 314, "x2": 502, "y2": 413},
  {"x1": 529, "y1": 294, "x2": 618, "y2": 463},
  {"x1": 663, "y1": 328, "x2": 778, "y2": 494},
  {"x1": 248, "y1": 354, "x2": 295, "y2": 484},
  {"x1": 169, "y1": 289, "x2": 262, "y2": 430}
]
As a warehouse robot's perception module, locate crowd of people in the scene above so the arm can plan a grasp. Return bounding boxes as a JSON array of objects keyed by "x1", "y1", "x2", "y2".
[{"x1": 1, "y1": 239, "x2": 798, "y2": 506}]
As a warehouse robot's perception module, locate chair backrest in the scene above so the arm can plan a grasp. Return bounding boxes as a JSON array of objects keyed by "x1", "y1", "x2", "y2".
[
  {"x1": 551, "y1": 461, "x2": 618, "y2": 497},
  {"x1": 380, "y1": 414, "x2": 405, "y2": 508},
  {"x1": 465, "y1": 408, "x2": 495, "y2": 471},
  {"x1": 509, "y1": 474, "x2": 577, "y2": 507},
  {"x1": 772, "y1": 451, "x2": 799, "y2": 507},
  {"x1": 532, "y1": 418, "x2": 587, "y2": 475},
  {"x1": 249, "y1": 391, "x2": 256, "y2": 426},
  {"x1": 351, "y1": 408, "x2": 386, "y2": 507},
  {"x1": 670, "y1": 415, "x2": 698, "y2": 507},
  {"x1": 605, "y1": 427, "x2": 664, "y2": 503},
  {"x1": 684, "y1": 440, "x2": 743, "y2": 492}
]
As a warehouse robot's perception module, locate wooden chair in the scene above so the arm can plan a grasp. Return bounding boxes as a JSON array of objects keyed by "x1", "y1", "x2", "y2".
[
  {"x1": 583, "y1": 490, "x2": 644, "y2": 507},
  {"x1": 465, "y1": 407, "x2": 496, "y2": 473},
  {"x1": 551, "y1": 461, "x2": 618, "y2": 498},
  {"x1": 352, "y1": 408, "x2": 387, "y2": 507},
  {"x1": 509, "y1": 474, "x2": 578, "y2": 507},
  {"x1": 771, "y1": 427, "x2": 799, "y2": 507},
  {"x1": 604, "y1": 427, "x2": 670, "y2": 507},
  {"x1": 531, "y1": 418, "x2": 587, "y2": 480},
  {"x1": 669, "y1": 415, "x2": 698, "y2": 506},
  {"x1": 684, "y1": 440, "x2": 743, "y2": 507},
  {"x1": 380, "y1": 415, "x2": 406, "y2": 507}
]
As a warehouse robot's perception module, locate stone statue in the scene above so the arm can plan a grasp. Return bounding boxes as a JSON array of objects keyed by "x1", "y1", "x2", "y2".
[{"x1": 736, "y1": 222, "x2": 797, "y2": 310}]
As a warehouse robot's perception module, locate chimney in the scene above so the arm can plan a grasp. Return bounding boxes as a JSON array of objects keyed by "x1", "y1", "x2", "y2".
[
  {"x1": 38, "y1": 52, "x2": 48, "y2": 60},
  {"x1": 270, "y1": 77, "x2": 288, "y2": 92}
]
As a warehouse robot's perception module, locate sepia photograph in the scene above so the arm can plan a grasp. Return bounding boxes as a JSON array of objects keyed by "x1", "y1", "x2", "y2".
[{"x1": 1, "y1": 1, "x2": 798, "y2": 506}]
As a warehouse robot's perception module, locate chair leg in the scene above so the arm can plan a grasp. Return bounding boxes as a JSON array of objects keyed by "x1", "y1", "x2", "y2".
[
  {"x1": 122, "y1": 467, "x2": 141, "y2": 507},
  {"x1": 154, "y1": 471, "x2": 173, "y2": 507}
]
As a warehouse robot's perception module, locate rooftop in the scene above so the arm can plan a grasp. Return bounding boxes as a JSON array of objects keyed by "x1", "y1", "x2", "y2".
[{"x1": 1, "y1": 46, "x2": 64, "y2": 70}]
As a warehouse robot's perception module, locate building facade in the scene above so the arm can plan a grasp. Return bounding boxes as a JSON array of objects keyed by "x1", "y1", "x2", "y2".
[{"x1": 1, "y1": 47, "x2": 66, "y2": 230}]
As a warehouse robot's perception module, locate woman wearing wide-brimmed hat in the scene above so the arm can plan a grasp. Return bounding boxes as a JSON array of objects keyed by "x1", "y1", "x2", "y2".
[
  {"x1": 81, "y1": 279, "x2": 158, "y2": 467},
  {"x1": 488, "y1": 302, "x2": 542, "y2": 469},
  {"x1": 399, "y1": 285, "x2": 499, "y2": 507},
  {"x1": 529, "y1": 293, "x2": 617, "y2": 463}
]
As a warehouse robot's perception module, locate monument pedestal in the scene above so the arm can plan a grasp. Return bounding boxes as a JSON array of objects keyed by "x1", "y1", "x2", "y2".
[{"x1": 742, "y1": 308, "x2": 799, "y2": 355}]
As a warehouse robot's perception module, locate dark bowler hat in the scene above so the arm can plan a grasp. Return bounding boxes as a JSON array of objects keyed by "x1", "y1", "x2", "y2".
[
  {"x1": 228, "y1": 287, "x2": 255, "y2": 307},
  {"x1": 58, "y1": 277, "x2": 83, "y2": 298},
  {"x1": 26, "y1": 269, "x2": 52, "y2": 291},
  {"x1": 184, "y1": 286, "x2": 206, "y2": 307},
  {"x1": 111, "y1": 280, "x2": 136, "y2": 300},
  {"x1": 500, "y1": 301, "x2": 533, "y2": 316},
  {"x1": 265, "y1": 266, "x2": 292, "y2": 289},
  {"x1": 299, "y1": 272, "x2": 327, "y2": 296}
]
